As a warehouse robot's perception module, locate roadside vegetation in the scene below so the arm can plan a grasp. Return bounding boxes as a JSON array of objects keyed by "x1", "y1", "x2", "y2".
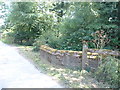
[
  {"x1": 18, "y1": 46, "x2": 110, "y2": 88},
  {"x1": 95, "y1": 56, "x2": 119, "y2": 88}
]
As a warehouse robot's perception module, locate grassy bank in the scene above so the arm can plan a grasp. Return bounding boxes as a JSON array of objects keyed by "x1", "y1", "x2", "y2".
[{"x1": 17, "y1": 45, "x2": 110, "y2": 88}]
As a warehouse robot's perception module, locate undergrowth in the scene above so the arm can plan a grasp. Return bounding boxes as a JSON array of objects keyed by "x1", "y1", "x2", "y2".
[{"x1": 94, "y1": 56, "x2": 119, "y2": 88}]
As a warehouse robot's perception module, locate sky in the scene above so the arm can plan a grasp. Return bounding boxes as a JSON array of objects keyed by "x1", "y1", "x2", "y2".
[
  {"x1": 0, "y1": 10, "x2": 5, "y2": 26},
  {"x1": 0, "y1": 19, "x2": 4, "y2": 26},
  {"x1": 0, "y1": 1, "x2": 10, "y2": 26}
]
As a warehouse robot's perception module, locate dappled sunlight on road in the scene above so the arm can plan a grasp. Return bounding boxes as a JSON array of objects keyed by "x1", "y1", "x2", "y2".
[{"x1": 0, "y1": 41, "x2": 62, "y2": 88}]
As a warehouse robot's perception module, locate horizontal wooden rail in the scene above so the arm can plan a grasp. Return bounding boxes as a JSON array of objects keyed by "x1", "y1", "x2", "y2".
[{"x1": 87, "y1": 49, "x2": 120, "y2": 56}]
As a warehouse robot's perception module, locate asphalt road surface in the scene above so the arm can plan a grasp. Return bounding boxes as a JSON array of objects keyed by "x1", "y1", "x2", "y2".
[{"x1": 0, "y1": 41, "x2": 62, "y2": 89}]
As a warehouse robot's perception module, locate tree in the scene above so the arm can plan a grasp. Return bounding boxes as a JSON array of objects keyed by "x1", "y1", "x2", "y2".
[
  {"x1": 55, "y1": 2, "x2": 119, "y2": 50},
  {"x1": 6, "y1": 2, "x2": 41, "y2": 45},
  {"x1": 92, "y1": 2, "x2": 119, "y2": 50},
  {"x1": 56, "y1": 2, "x2": 97, "y2": 50}
]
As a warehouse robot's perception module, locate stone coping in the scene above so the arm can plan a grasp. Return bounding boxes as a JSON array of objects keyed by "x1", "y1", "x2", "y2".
[{"x1": 40, "y1": 45, "x2": 99, "y2": 59}]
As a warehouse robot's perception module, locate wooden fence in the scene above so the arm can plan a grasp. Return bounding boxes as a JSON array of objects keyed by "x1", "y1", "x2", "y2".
[{"x1": 82, "y1": 43, "x2": 120, "y2": 70}]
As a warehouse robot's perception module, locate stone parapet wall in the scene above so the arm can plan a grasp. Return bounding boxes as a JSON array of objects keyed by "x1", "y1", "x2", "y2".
[
  {"x1": 40, "y1": 45, "x2": 120, "y2": 70},
  {"x1": 40, "y1": 45, "x2": 100, "y2": 70}
]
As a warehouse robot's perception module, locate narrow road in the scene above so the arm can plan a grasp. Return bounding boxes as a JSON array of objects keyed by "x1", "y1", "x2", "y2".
[{"x1": 0, "y1": 41, "x2": 62, "y2": 88}]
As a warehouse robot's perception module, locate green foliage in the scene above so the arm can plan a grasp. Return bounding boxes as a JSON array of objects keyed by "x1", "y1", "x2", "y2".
[
  {"x1": 56, "y1": 2, "x2": 96, "y2": 51},
  {"x1": 91, "y1": 2, "x2": 119, "y2": 50},
  {"x1": 33, "y1": 30, "x2": 59, "y2": 51},
  {"x1": 53, "y1": 2, "x2": 119, "y2": 51},
  {"x1": 1, "y1": 2, "x2": 119, "y2": 51},
  {"x1": 95, "y1": 56, "x2": 119, "y2": 88},
  {"x1": 4, "y1": 2, "x2": 57, "y2": 46},
  {"x1": 1, "y1": 30, "x2": 15, "y2": 44},
  {"x1": 5, "y1": 2, "x2": 39, "y2": 45}
]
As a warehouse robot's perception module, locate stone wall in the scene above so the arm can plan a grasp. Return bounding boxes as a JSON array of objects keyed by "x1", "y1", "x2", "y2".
[{"x1": 40, "y1": 45, "x2": 100, "y2": 70}]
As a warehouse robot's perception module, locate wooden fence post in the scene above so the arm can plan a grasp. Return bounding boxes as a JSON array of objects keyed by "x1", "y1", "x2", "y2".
[{"x1": 82, "y1": 42, "x2": 88, "y2": 70}]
